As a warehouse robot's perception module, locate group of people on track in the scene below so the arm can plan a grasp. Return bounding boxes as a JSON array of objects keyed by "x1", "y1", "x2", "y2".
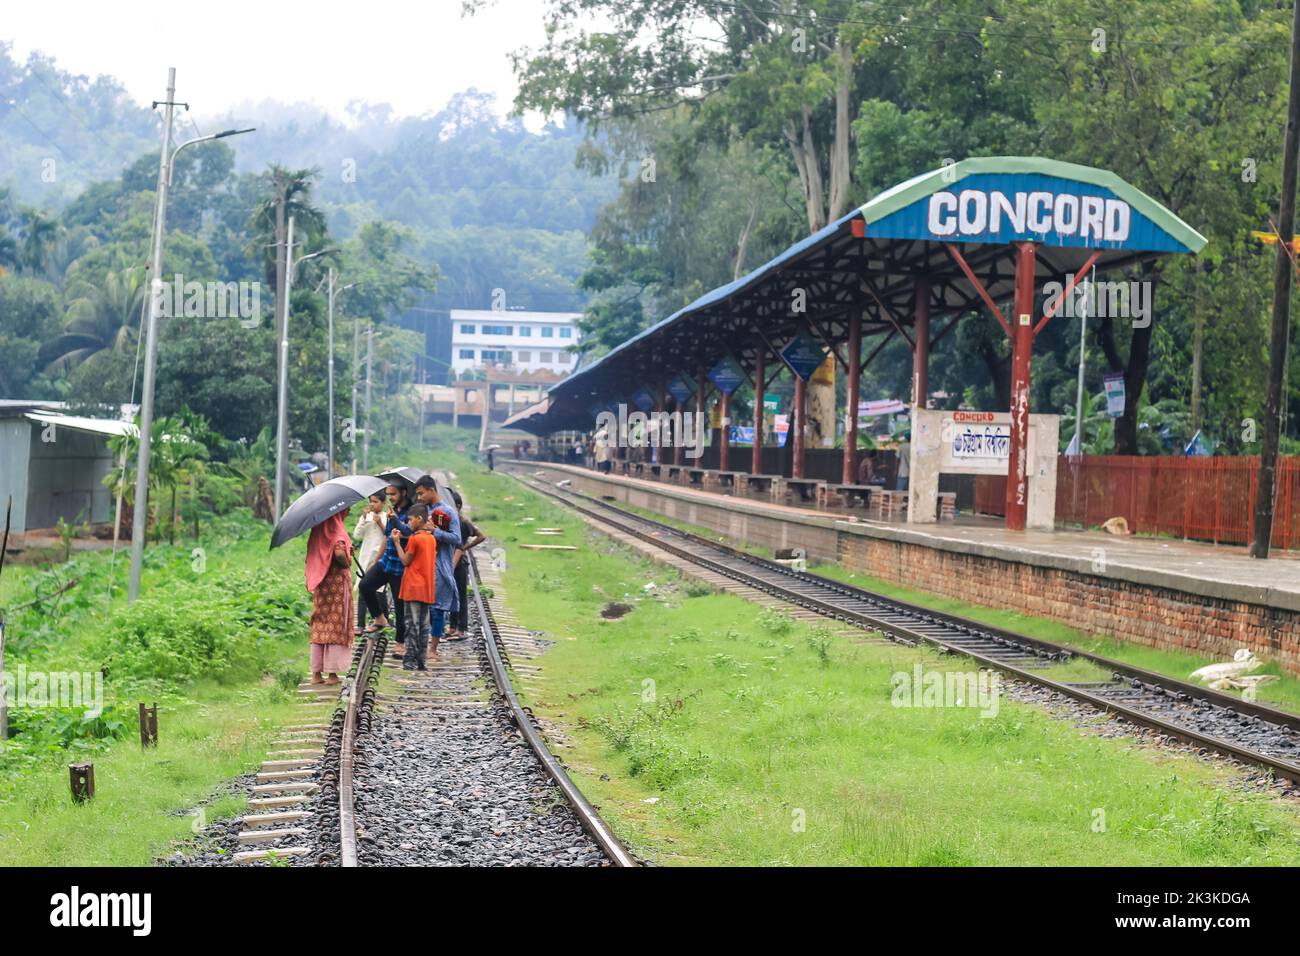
[{"x1": 304, "y1": 471, "x2": 486, "y2": 685}]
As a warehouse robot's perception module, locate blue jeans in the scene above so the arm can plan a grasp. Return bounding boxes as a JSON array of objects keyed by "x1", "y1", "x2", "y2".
[{"x1": 895, "y1": 475, "x2": 909, "y2": 492}]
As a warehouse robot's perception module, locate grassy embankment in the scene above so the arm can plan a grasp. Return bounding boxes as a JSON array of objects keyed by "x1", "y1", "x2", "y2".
[
  {"x1": 431, "y1": 442, "x2": 1300, "y2": 865},
  {"x1": 604, "y1": 497, "x2": 1300, "y2": 714},
  {"x1": 0, "y1": 511, "x2": 312, "y2": 866}
]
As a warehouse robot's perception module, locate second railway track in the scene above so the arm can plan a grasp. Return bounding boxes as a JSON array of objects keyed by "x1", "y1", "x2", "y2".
[{"x1": 513, "y1": 468, "x2": 1300, "y2": 789}]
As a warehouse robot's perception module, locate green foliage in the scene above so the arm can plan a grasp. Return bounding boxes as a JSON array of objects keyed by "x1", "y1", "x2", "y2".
[
  {"x1": 4, "y1": 705, "x2": 131, "y2": 759},
  {"x1": 93, "y1": 564, "x2": 308, "y2": 688}
]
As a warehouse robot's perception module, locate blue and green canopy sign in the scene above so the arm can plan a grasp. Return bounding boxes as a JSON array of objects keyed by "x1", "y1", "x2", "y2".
[
  {"x1": 667, "y1": 375, "x2": 694, "y2": 405},
  {"x1": 631, "y1": 387, "x2": 655, "y2": 412},
  {"x1": 708, "y1": 356, "x2": 746, "y2": 395},
  {"x1": 855, "y1": 157, "x2": 1207, "y2": 254},
  {"x1": 780, "y1": 332, "x2": 828, "y2": 381}
]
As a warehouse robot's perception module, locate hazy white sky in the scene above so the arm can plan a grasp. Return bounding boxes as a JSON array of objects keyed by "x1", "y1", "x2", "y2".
[{"x1": 3, "y1": 0, "x2": 551, "y2": 121}]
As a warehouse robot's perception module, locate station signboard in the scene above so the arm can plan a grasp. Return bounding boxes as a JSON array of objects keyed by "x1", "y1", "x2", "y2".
[
  {"x1": 668, "y1": 375, "x2": 694, "y2": 405},
  {"x1": 708, "y1": 356, "x2": 746, "y2": 395},
  {"x1": 631, "y1": 387, "x2": 655, "y2": 412},
  {"x1": 780, "y1": 332, "x2": 827, "y2": 381}
]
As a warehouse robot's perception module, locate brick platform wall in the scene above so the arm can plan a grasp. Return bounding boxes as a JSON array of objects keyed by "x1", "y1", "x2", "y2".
[
  {"x1": 527, "y1": 464, "x2": 1300, "y2": 675},
  {"x1": 837, "y1": 533, "x2": 1300, "y2": 675}
]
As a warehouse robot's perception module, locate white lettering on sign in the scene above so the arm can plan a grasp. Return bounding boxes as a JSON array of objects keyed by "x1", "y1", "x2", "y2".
[{"x1": 928, "y1": 189, "x2": 1132, "y2": 242}]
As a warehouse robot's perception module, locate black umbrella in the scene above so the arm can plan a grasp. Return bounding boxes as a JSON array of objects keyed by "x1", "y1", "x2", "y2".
[
  {"x1": 270, "y1": 475, "x2": 389, "y2": 549},
  {"x1": 378, "y1": 466, "x2": 429, "y2": 494}
]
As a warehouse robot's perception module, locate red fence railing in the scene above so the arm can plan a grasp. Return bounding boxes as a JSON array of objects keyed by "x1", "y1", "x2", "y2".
[{"x1": 974, "y1": 455, "x2": 1300, "y2": 549}]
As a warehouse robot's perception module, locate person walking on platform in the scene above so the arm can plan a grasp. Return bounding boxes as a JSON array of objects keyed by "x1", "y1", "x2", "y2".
[
  {"x1": 895, "y1": 433, "x2": 911, "y2": 492},
  {"x1": 595, "y1": 429, "x2": 611, "y2": 473},
  {"x1": 487, "y1": 446, "x2": 495, "y2": 472},
  {"x1": 359, "y1": 483, "x2": 412, "y2": 658},
  {"x1": 446, "y1": 488, "x2": 486, "y2": 638},
  {"x1": 306, "y1": 512, "x2": 354, "y2": 685},
  {"x1": 392, "y1": 504, "x2": 438, "y2": 668},
  {"x1": 414, "y1": 475, "x2": 462, "y2": 645},
  {"x1": 352, "y1": 493, "x2": 386, "y2": 634}
]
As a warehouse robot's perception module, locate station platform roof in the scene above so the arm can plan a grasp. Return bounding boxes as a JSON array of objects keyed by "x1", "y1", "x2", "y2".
[{"x1": 525, "y1": 156, "x2": 1206, "y2": 434}]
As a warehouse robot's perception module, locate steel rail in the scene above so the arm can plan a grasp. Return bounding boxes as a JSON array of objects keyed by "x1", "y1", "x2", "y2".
[
  {"x1": 339, "y1": 635, "x2": 376, "y2": 868},
  {"x1": 469, "y1": 552, "x2": 637, "y2": 866},
  {"x1": 519, "y1": 473, "x2": 1300, "y2": 786}
]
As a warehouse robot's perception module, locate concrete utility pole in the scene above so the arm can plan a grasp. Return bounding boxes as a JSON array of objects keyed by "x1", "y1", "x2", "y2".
[
  {"x1": 327, "y1": 267, "x2": 336, "y2": 480},
  {"x1": 363, "y1": 325, "x2": 374, "y2": 470},
  {"x1": 351, "y1": 320, "x2": 360, "y2": 474},
  {"x1": 128, "y1": 68, "x2": 178, "y2": 603},
  {"x1": 1253, "y1": 0, "x2": 1300, "y2": 559},
  {"x1": 324, "y1": 269, "x2": 355, "y2": 481},
  {"x1": 125, "y1": 70, "x2": 253, "y2": 602},
  {"x1": 273, "y1": 214, "x2": 295, "y2": 519}
]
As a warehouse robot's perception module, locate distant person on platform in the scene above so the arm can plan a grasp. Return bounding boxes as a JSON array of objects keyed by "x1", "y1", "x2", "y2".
[
  {"x1": 595, "y1": 429, "x2": 611, "y2": 473},
  {"x1": 895, "y1": 433, "x2": 911, "y2": 492},
  {"x1": 857, "y1": 451, "x2": 876, "y2": 486},
  {"x1": 487, "y1": 446, "x2": 495, "y2": 472}
]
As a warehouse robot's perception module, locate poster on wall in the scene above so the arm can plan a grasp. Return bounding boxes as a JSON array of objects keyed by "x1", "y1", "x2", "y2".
[{"x1": 1103, "y1": 372, "x2": 1126, "y2": 418}]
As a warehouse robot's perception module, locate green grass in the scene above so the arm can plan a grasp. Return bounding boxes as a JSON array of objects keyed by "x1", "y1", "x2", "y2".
[
  {"x1": 438, "y1": 453, "x2": 1300, "y2": 866},
  {"x1": 596, "y1": 495, "x2": 1300, "y2": 714},
  {"x1": 0, "y1": 509, "x2": 317, "y2": 865}
]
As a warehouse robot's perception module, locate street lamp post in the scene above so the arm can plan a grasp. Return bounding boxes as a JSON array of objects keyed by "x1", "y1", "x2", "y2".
[
  {"x1": 272, "y1": 226, "x2": 337, "y2": 518},
  {"x1": 324, "y1": 268, "x2": 355, "y2": 481},
  {"x1": 127, "y1": 67, "x2": 253, "y2": 603}
]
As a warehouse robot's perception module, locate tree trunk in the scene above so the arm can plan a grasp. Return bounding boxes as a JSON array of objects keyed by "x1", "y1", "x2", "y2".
[
  {"x1": 1098, "y1": 314, "x2": 1153, "y2": 455},
  {"x1": 734, "y1": 201, "x2": 758, "y2": 280},
  {"x1": 827, "y1": 37, "x2": 853, "y2": 222},
  {"x1": 787, "y1": 105, "x2": 828, "y2": 232}
]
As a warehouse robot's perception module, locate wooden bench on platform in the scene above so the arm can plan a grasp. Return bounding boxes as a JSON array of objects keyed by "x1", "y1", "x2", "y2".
[
  {"x1": 777, "y1": 477, "x2": 825, "y2": 504},
  {"x1": 703, "y1": 470, "x2": 743, "y2": 492},
  {"x1": 686, "y1": 467, "x2": 707, "y2": 488},
  {"x1": 743, "y1": 474, "x2": 777, "y2": 499},
  {"x1": 870, "y1": 489, "x2": 909, "y2": 521},
  {"x1": 817, "y1": 483, "x2": 878, "y2": 510}
]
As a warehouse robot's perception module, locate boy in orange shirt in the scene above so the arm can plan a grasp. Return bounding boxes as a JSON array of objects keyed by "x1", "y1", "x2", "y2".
[{"x1": 392, "y1": 505, "x2": 438, "y2": 669}]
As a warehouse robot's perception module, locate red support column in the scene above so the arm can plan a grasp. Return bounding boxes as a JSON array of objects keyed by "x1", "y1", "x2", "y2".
[
  {"x1": 1005, "y1": 241, "x2": 1036, "y2": 531},
  {"x1": 912, "y1": 280, "x2": 930, "y2": 409},
  {"x1": 652, "y1": 387, "x2": 664, "y2": 465},
  {"x1": 695, "y1": 368, "x2": 706, "y2": 465},
  {"x1": 751, "y1": 337, "x2": 766, "y2": 475},
  {"x1": 792, "y1": 375, "x2": 807, "y2": 478},
  {"x1": 719, "y1": 390, "x2": 731, "y2": 471},
  {"x1": 842, "y1": 311, "x2": 861, "y2": 484}
]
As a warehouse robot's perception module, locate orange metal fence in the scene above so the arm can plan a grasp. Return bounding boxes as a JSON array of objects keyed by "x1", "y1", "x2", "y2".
[{"x1": 976, "y1": 456, "x2": 1300, "y2": 549}]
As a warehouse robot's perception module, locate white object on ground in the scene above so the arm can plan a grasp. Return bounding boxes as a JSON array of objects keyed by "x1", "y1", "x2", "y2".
[{"x1": 1189, "y1": 648, "x2": 1262, "y2": 684}]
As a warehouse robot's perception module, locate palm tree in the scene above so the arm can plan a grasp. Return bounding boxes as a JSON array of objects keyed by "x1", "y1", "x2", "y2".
[
  {"x1": 18, "y1": 208, "x2": 58, "y2": 274},
  {"x1": 42, "y1": 265, "x2": 146, "y2": 372},
  {"x1": 248, "y1": 165, "x2": 327, "y2": 295}
]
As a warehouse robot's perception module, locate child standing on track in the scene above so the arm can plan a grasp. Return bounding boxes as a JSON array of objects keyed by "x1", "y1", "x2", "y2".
[
  {"x1": 393, "y1": 504, "x2": 438, "y2": 669},
  {"x1": 414, "y1": 475, "x2": 462, "y2": 645}
]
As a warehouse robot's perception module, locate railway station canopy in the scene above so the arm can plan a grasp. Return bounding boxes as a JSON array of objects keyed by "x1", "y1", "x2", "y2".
[{"x1": 519, "y1": 157, "x2": 1205, "y2": 437}]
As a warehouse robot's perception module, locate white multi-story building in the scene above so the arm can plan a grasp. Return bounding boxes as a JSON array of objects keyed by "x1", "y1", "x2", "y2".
[{"x1": 450, "y1": 309, "x2": 583, "y2": 375}]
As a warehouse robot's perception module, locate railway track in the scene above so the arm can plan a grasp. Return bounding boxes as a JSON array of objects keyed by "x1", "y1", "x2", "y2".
[
  {"x1": 515, "y1": 470, "x2": 1300, "y2": 788},
  {"x1": 332, "y1": 479, "x2": 634, "y2": 867}
]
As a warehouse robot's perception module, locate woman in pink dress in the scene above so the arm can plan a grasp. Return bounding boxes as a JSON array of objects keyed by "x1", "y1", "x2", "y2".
[{"x1": 306, "y1": 512, "x2": 354, "y2": 685}]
